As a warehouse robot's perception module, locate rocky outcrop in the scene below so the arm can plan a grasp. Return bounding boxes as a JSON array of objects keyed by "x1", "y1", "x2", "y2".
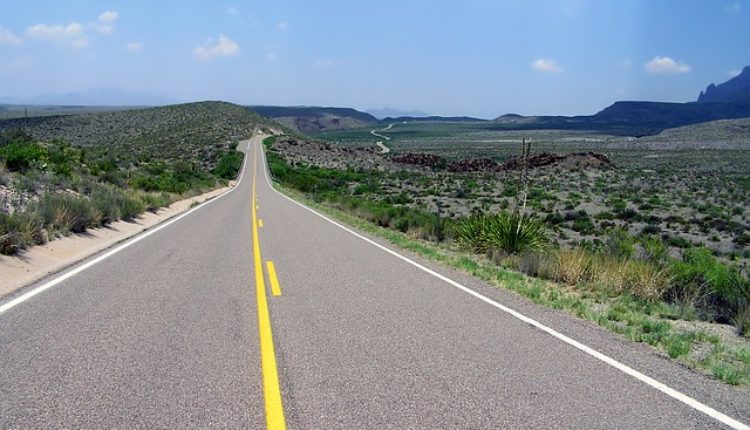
[{"x1": 391, "y1": 153, "x2": 446, "y2": 168}]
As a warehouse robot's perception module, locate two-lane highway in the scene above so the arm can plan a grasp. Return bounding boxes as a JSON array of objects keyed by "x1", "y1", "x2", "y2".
[{"x1": 1, "y1": 134, "x2": 749, "y2": 428}]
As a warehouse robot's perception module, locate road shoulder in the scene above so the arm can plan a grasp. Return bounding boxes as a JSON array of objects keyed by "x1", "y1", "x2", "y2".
[{"x1": 0, "y1": 184, "x2": 233, "y2": 300}]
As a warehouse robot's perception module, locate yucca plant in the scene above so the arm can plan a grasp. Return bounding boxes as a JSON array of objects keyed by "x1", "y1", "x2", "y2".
[{"x1": 456, "y1": 211, "x2": 546, "y2": 255}]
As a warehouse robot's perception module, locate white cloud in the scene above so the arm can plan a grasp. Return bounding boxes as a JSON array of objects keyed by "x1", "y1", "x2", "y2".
[
  {"x1": 0, "y1": 26, "x2": 22, "y2": 45},
  {"x1": 615, "y1": 88, "x2": 626, "y2": 97},
  {"x1": 311, "y1": 59, "x2": 333, "y2": 69},
  {"x1": 193, "y1": 34, "x2": 239, "y2": 60},
  {"x1": 531, "y1": 58, "x2": 562, "y2": 73},
  {"x1": 728, "y1": 69, "x2": 741, "y2": 77},
  {"x1": 27, "y1": 22, "x2": 83, "y2": 39},
  {"x1": 26, "y1": 22, "x2": 88, "y2": 48},
  {"x1": 227, "y1": 6, "x2": 238, "y2": 15},
  {"x1": 98, "y1": 11, "x2": 118, "y2": 23},
  {"x1": 277, "y1": 21, "x2": 288, "y2": 30},
  {"x1": 93, "y1": 10, "x2": 118, "y2": 34},
  {"x1": 644, "y1": 56, "x2": 690, "y2": 74},
  {"x1": 126, "y1": 42, "x2": 143, "y2": 52}
]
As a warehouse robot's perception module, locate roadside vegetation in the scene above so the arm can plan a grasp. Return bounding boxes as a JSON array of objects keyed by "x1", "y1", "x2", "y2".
[
  {"x1": 0, "y1": 102, "x2": 267, "y2": 255},
  {"x1": 264, "y1": 134, "x2": 750, "y2": 387}
]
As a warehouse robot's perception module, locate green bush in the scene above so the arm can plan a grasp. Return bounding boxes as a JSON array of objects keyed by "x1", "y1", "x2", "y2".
[
  {"x1": 0, "y1": 141, "x2": 48, "y2": 171},
  {"x1": 456, "y1": 212, "x2": 547, "y2": 255},
  {"x1": 213, "y1": 150, "x2": 244, "y2": 179},
  {"x1": 669, "y1": 247, "x2": 750, "y2": 327}
]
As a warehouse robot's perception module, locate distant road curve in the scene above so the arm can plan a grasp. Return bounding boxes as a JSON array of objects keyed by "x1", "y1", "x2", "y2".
[{"x1": 370, "y1": 122, "x2": 394, "y2": 154}]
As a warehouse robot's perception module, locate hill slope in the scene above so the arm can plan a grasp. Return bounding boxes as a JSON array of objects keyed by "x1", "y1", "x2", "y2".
[
  {"x1": 247, "y1": 106, "x2": 377, "y2": 134},
  {"x1": 0, "y1": 101, "x2": 272, "y2": 169}
]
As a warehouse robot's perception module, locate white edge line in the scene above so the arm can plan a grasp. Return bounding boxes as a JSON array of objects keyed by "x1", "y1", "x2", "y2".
[
  {"x1": 258, "y1": 139, "x2": 749, "y2": 430},
  {"x1": 0, "y1": 138, "x2": 255, "y2": 316}
]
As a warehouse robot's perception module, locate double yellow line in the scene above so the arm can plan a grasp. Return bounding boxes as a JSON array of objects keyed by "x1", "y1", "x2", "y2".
[{"x1": 251, "y1": 142, "x2": 286, "y2": 429}]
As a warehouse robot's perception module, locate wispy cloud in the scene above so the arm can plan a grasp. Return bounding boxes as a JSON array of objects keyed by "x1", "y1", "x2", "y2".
[
  {"x1": 193, "y1": 34, "x2": 239, "y2": 60},
  {"x1": 226, "y1": 6, "x2": 239, "y2": 15},
  {"x1": 126, "y1": 42, "x2": 143, "y2": 53},
  {"x1": 93, "y1": 10, "x2": 118, "y2": 34},
  {"x1": 277, "y1": 21, "x2": 288, "y2": 30},
  {"x1": 728, "y1": 69, "x2": 742, "y2": 77},
  {"x1": 531, "y1": 58, "x2": 562, "y2": 73},
  {"x1": 0, "y1": 26, "x2": 22, "y2": 45},
  {"x1": 644, "y1": 56, "x2": 690, "y2": 74},
  {"x1": 26, "y1": 22, "x2": 88, "y2": 48}
]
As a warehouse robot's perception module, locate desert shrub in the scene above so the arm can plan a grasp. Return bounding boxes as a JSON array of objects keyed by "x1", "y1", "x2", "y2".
[
  {"x1": 734, "y1": 305, "x2": 750, "y2": 337},
  {"x1": 604, "y1": 229, "x2": 636, "y2": 259},
  {"x1": 213, "y1": 150, "x2": 244, "y2": 179},
  {"x1": 120, "y1": 192, "x2": 146, "y2": 221},
  {"x1": 137, "y1": 191, "x2": 172, "y2": 212},
  {"x1": 641, "y1": 236, "x2": 669, "y2": 266},
  {"x1": 456, "y1": 212, "x2": 546, "y2": 255},
  {"x1": 669, "y1": 248, "x2": 750, "y2": 327},
  {"x1": 91, "y1": 188, "x2": 123, "y2": 225},
  {"x1": 517, "y1": 252, "x2": 557, "y2": 279},
  {"x1": 622, "y1": 260, "x2": 671, "y2": 301},
  {"x1": 556, "y1": 249, "x2": 591, "y2": 285},
  {"x1": 544, "y1": 212, "x2": 565, "y2": 225},
  {"x1": 589, "y1": 254, "x2": 627, "y2": 292},
  {"x1": 0, "y1": 211, "x2": 46, "y2": 255},
  {"x1": 35, "y1": 193, "x2": 99, "y2": 234},
  {"x1": 571, "y1": 217, "x2": 596, "y2": 235},
  {"x1": 0, "y1": 140, "x2": 47, "y2": 171},
  {"x1": 665, "y1": 234, "x2": 692, "y2": 249}
]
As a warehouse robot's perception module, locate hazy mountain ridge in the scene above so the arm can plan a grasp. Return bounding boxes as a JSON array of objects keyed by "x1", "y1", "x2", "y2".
[
  {"x1": 490, "y1": 66, "x2": 750, "y2": 136},
  {"x1": 366, "y1": 107, "x2": 429, "y2": 119},
  {"x1": 698, "y1": 66, "x2": 750, "y2": 104}
]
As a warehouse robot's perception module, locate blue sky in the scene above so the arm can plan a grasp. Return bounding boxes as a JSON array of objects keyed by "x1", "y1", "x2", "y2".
[{"x1": 0, "y1": 0, "x2": 747, "y2": 117}]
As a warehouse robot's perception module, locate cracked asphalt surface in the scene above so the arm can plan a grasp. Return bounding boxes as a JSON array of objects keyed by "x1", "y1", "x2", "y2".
[{"x1": 1, "y1": 134, "x2": 748, "y2": 429}]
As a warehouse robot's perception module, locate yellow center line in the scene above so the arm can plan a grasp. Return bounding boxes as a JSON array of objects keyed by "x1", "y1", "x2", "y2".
[
  {"x1": 259, "y1": 219, "x2": 264, "y2": 228},
  {"x1": 251, "y1": 142, "x2": 286, "y2": 429},
  {"x1": 266, "y1": 261, "x2": 282, "y2": 296}
]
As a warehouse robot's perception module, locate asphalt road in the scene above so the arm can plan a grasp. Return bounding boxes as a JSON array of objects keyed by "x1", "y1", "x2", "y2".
[{"x1": 1, "y1": 134, "x2": 749, "y2": 429}]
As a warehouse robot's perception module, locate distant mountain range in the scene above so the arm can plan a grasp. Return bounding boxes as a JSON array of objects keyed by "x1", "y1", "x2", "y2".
[
  {"x1": 489, "y1": 66, "x2": 750, "y2": 136},
  {"x1": 246, "y1": 66, "x2": 750, "y2": 136},
  {"x1": 366, "y1": 107, "x2": 429, "y2": 119},
  {"x1": 381, "y1": 115, "x2": 487, "y2": 123},
  {"x1": 4, "y1": 66, "x2": 749, "y2": 137},
  {"x1": 698, "y1": 66, "x2": 750, "y2": 104}
]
